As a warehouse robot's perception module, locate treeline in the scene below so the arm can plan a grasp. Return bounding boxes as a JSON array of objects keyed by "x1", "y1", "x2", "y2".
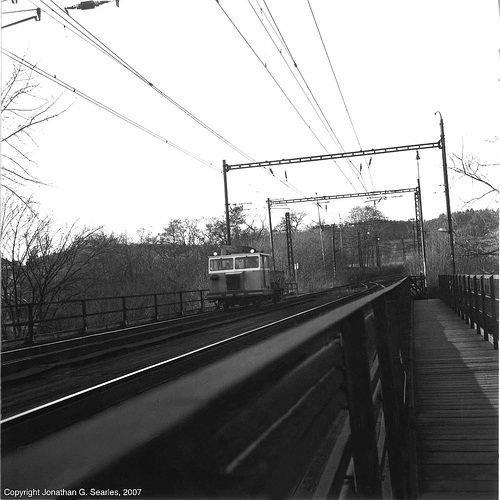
[
  {"x1": 2, "y1": 195, "x2": 498, "y2": 324},
  {"x1": 424, "y1": 208, "x2": 498, "y2": 292}
]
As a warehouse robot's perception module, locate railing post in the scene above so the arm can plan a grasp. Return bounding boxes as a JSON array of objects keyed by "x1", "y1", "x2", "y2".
[
  {"x1": 82, "y1": 300, "x2": 88, "y2": 334},
  {"x1": 452, "y1": 274, "x2": 458, "y2": 312},
  {"x1": 473, "y1": 276, "x2": 480, "y2": 335},
  {"x1": 468, "y1": 276, "x2": 474, "y2": 329},
  {"x1": 179, "y1": 291, "x2": 184, "y2": 317},
  {"x1": 199, "y1": 290, "x2": 204, "y2": 313},
  {"x1": 154, "y1": 294, "x2": 159, "y2": 321},
  {"x1": 489, "y1": 276, "x2": 498, "y2": 350},
  {"x1": 340, "y1": 310, "x2": 382, "y2": 498},
  {"x1": 450, "y1": 274, "x2": 455, "y2": 311},
  {"x1": 461, "y1": 275, "x2": 466, "y2": 320},
  {"x1": 122, "y1": 296, "x2": 128, "y2": 327},
  {"x1": 372, "y1": 295, "x2": 407, "y2": 499},
  {"x1": 27, "y1": 303, "x2": 35, "y2": 345},
  {"x1": 481, "y1": 276, "x2": 488, "y2": 342}
]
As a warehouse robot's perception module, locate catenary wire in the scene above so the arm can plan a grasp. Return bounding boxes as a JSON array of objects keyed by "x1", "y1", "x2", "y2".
[
  {"x1": 2, "y1": 49, "x2": 221, "y2": 172},
  {"x1": 216, "y1": 0, "x2": 360, "y2": 195},
  {"x1": 249, "y1": 1, "x2": 341, "y2": 151},
  {"x1": 257, "y1": 0, "x2": 369, "y2": 192},
  {"x1": 306, "y1": 0, "x2": 375, "y2": 190},
  {"x1": 36, "y1": 0, "x2": 255, "y2": 163},
  {"x1": 29, "y1": 0, "x2": 312, "y2": 201}
]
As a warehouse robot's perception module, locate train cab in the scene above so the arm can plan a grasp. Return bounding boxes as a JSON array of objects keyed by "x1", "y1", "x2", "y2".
[{"x1": 207, "y1": 247, "x2": 284, "y2": 309}]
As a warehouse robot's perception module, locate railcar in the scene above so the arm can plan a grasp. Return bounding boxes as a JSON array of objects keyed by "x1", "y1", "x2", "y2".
[{"x1": 207, "y1": 247, "x2": 285, "y2": 309}]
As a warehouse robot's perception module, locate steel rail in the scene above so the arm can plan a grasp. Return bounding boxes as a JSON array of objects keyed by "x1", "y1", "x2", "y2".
[
  {"x1": 2, "y1": 282, "x2": 386, "y2": 451},
  {"x1": 3, "y1": 296, "x2": 347, "y2": 424},
  {"x1": 1, "y1": 282, "x2": 363, "y2": 378},
  {"x1": 2, "y1": 277, "x2": 410, "y2": 499}
]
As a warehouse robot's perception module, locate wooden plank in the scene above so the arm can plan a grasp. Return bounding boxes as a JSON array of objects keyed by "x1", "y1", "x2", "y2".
[
  {"x1": 413, "y1": 299, "x2": 498, "y2": 499},
  {"x1": 418, "y1": 441, "x2": 498, "y2": 452},
  {"x1": 419, "y1": 452, "x2": 498, "y2": 465},
  {"x1": 420, "y1": 464, "x2": 497, "y2": 480},
  {"x1": 419, "y1": 480, "x2": 498, "y2": 495}
]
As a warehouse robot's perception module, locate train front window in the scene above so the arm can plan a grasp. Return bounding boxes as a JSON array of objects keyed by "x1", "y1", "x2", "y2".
[
  {"x1": 210, "y1": 258, "x2": 233, "y2": 271},
  {"x1": 235, "y1": 256, "x2": 259, "y2": 269}
]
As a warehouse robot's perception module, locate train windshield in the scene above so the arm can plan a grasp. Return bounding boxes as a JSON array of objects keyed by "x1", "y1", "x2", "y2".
[
  {"x1": 210, "y1": 258, "x2": 233, "y2": 271},
  {"x1": 235, "y1": 256, "x2": 259, "y2": 269}
]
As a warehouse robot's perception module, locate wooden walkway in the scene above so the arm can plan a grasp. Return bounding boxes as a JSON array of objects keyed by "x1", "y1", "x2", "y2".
[{"x1": 413, "y1": 299, "x2": 498, "y2": 499}]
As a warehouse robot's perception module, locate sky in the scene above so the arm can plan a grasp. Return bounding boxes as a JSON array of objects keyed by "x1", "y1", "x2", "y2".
[{"x1": 2, "y1": 0, "x2": 500, "y2": 238}]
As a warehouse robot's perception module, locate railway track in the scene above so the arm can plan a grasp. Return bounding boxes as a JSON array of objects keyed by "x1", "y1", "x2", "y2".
[
  {"x1": 2, "y1": 282, "x2": 364, "y2": 379},
  {"x1": 2, "y1": 280, "x2": 393, "y2": 454},
  {"x1": 2, "y1": 277, "x2": 413, "y2": 500}
]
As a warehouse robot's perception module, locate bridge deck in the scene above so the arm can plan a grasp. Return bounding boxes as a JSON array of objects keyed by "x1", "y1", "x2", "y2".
[{"x1": 413, "y1": 299, "x2": 498, "y2": 499}]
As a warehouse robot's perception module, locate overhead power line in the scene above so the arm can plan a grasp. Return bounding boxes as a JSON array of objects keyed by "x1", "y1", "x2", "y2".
[
  {"x1": 216, "y1": 0, "x2": 362, "y2": 195},
  {"x1": 33, "y1": 0, "x2": 256, "y2": 163},
  {"x1": 8, "y1": 0, "x2": 329, "y2": 204},
  {"x1": 3, "y1": 49, "x2": 220, "y2": 172},
  {"x1": 256, "y1": 0, "x2": 369, "y2": 192},
  {"x1": 29, "y1": 0, "x2": 314, "y2": 201},
  {"x1": 306, "y1": 0, "x2": 375, "y2": 190},
  {"x1": 215, "y1": 0, "x2": 329, "y2": 152}
]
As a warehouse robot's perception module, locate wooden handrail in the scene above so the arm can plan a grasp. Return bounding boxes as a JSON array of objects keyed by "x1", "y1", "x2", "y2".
[
  {"x1": 438, "y1": 274, "x2": 499, "y2": 349},
  {"x1": 2, "y1": 278, "x2": 415, "y2": 499}
]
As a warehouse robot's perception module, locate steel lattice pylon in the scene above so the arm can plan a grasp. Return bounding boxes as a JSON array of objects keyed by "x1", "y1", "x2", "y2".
[{"x1": 285, "y1": 212, "x2": 295, "y2": 281}]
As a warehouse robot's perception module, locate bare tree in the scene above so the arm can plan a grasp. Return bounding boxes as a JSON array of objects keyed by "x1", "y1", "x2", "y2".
[
  {"x1": 450, "y1": 141, "x2": 499, "y2": 207},
  {"x1": 275, "y1": 211, "x2": 308, "y2": 232},
  {"x1": 345, "y1": 205, "x2": 386, "y2": 224},
  {"x1": 1, "y1": 62, "x2": 68, "y2": 202},
  {"x1": 1, "y1": 193, "x2": 108, "y2": 336}
]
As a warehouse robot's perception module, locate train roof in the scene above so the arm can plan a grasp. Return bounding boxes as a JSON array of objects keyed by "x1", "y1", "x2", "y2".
[{"x1": 209, "y1": 251, "x2": 269, "y2": 258}]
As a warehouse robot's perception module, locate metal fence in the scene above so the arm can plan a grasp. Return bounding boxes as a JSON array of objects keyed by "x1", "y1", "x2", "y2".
[
  {"x1": 438, "y1": 274, "x2": 499, "y2": 349},
  {"x1": 1, "y1": 289, "x2": 210, "y2": 346},
  {"x1": 2, "y1": 277, "x2": 416, "y2": 499}
]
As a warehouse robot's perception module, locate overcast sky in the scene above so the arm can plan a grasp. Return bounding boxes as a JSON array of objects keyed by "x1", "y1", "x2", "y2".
[{"x1": 2, "y1": 1, "x2": 499, "y2": 237}]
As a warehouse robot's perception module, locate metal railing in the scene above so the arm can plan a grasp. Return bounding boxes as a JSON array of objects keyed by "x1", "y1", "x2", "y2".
[
  {"x1": 438, "y1": 274, "x2": 499, "y2": 349},
  {"x1": 2, "y1": 278, "x2": 416, "y2": 499},
  {"x1": 1, "y1": 289, "x2": 211, "y2": 345}
]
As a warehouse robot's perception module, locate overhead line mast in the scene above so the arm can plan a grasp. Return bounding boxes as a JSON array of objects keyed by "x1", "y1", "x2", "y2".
[
  {"x1": 223, "y1": 140, "x2": 441, "y2": 245},
  {"x1": 222, "y1": 114, "x2": 454, "y2": 251},
  {"x1": 266, "y1": 187, "x2": 428, "y2": 288}
]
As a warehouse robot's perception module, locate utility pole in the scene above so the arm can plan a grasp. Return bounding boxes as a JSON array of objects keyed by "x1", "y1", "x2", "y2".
[
  {"x1": 332, "y1": 224, "x2": 337, "y2": 279},
  {"x1": 266, "y1": 198, "x2": 276, "y2": 270},
  {"x1": 376, "y1": 232, "x2": 381, "y2": 267},
  {"x1": 223, "y1": 161, "x2": 231, "y2": 245},
  {"x1": 417, "y1": 180, "x2": 428, "y2": 283},
  {"x1": 339, "y1": 217, "x2": 344, "y2": 264},
  {"x1": 357, "y1": 227, "x2": 363, "y2": 268},
  {"x1": 316, "y1": 199, "x2": 327, "y2": 275},
  {"x1": 436, "y1": 112, "x2": 456, "y2": 274},
  {"x1": 285, "y1": 212, "x2": 295, "y2": 281}
]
